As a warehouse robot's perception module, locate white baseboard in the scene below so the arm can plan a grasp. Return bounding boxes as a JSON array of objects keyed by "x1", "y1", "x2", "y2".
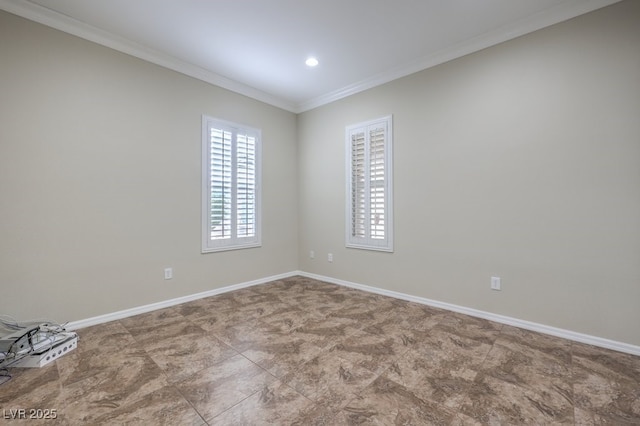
[
  {"x1": 66, "y1": 270, "x2": 640, "y2": 357},
  {"x1": 298, "y1": 271, "x2": 640, "y2": 357},
  {"x1": 66, "y1": 271, "x2": 298, "y2": 331}
]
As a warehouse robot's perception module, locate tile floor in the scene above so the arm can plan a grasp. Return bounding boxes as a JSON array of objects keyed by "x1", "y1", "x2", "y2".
[{"x1": 1, "y1": 276, "x2": 639, "y2": 425}]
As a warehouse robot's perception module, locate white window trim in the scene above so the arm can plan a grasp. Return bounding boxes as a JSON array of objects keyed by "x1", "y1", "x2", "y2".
[
  {"x1": 201, "y1": 115, "x2": 262, "y2": 253},
  {"x1": 345, "y1": 115, "x2": 393, "y2": 252}
]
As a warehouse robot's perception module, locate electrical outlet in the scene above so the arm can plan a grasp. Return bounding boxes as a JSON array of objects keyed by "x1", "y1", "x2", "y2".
[
  {"x1": 164, "y1": 267, "x2": 173, "y2": 280},
  {"x1": 491, "y1": 276, "x2": 501, "y2": 291},
  {"x1": 310, "y1": 250, "x2": 315, "y2": 259},
  {"x1": 328, "y1": 253, "x2": 333, "y2": 262}
]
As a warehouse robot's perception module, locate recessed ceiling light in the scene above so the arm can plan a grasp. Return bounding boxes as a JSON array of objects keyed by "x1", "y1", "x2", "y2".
[{"x1": 305, "y1": 57, "x2": 319, "y2": 67}]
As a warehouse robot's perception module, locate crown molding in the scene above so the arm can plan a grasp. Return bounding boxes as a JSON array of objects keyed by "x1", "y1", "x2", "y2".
[
  {"x1": 0, "y1": 0, "x2": 297, "y2": 112},
  {"x1": 296, "y1": 0, "x2": 622, "y2": 112},
  {"x1": 1, "y1": 0, "x2": 622, "y2": 114}
]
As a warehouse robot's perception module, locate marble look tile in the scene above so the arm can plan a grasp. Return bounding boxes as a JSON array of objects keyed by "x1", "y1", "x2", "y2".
[
  {"x1": 327, "y1": 304, "x2": 391, "y2": 329},
  {"x1": 362, "y1": 313, "x2": 440, "y2": 337},
  {"x1": 242, "y1": 333, "x2": 325, "y2": 378},
  {"x1": 283, "y1": 352, "x2": 377, "y2": 410},
  {"x1": 329, "y1": 330, "x2": 416, "y2": 375},
  {"x1": 56, "y1": 346, "x2": 148, "y2": 386},
  {"x1": 228, "y1": 288, "x2": 285, "y2": 308},
  {"x1": 210, "y1": 381, "x2": 315, "y2": 425},
  {"x1": 435, "y1": 313, "x2": 503, "y2": 345},
  {"x1": 411, "y1": 328, "x2": 493, "y2": 372},
  {"x1": 366, "y1": 301, "x2": 446, "y2": 334},
  {"x1": 90, "y1": 385, "x2": 205, "y2": 425},
  {"x1": 257, "y1": 278, "x2": 302, "y2": 291},
  {"x1": 258, "y1": 305, "x2": 318, "y2": 333},
  {"x1": 171, "y1": 295, "x2": 242, "y2": 319},
  {"x1": 60, "y1": 352, "x2": 168, "y2": 424},
  {"x1": 0, "y1": 363, "x2": 64, "y2": 413},
  {"x1": 208, "y1": 319, "x2": 282, "y2": 353},
  {"x1": 572, "y1": 343, "x2": 640, "y2": 423},
  {"x1": 291, "y1": 317, "x2": 361, "y2": 349},
  {"x1": 572, "y1": 342, "x2": 640, "y2": 383},
  {"x1": 287, "y1": 296, "x2": 348, "y2": 318},
  {"x1": 3, "y1": 276, "x2": 638, "y2": 425},
  {"x1": 285, "y1": 403, "x2": 341, "y2": 426},
  {"x1": 187, "y1": 308, "x2": 260, "y2": 333},
  {"x1": 497, "y1": 325, "x2": 572, "y2": 364},
  {"x1": 74, "y1": 321, "x2": 137, "y2": 354},
  {"x1": 175, "y1": 353, "x2": 277, "y2": 422},
  {"x1": 382, "y1": 347, "x2": 478, "y2": 409},
  {"x1": 338, "y1": 375, "x2": 456, "y2": 425},
  {"x1": 460, "y1": 372, "x2": 574, "y2": 424},
  {"x1": 119, "y1": 307, "x2": 185, "y2": 339},
  {"x1": 140, "y1": 323, "x2": 237, "y2": 383},
  {"x1": 573, "y1": 407, "x2": 632, "y2": 425},
  {"x1": 283, "y1": 284, "x2": 352, "y2": 304},
  {"x1": 481, "y1": 342, "x2": 572, "y2": 389},
  {"x1": 128, "y1": 318, "x2": 204, "y2": 345},
  {"x1": 450, "y1": 412, "x2": 485, "y2": 425},
  {"x1": 239, "y1": 300, "x2": 297, "y2": 320}
]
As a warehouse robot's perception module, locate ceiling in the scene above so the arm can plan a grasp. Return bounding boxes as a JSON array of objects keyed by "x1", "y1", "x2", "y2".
[{"x1": 1, "y1": 0, "x2": 621, "y2": 112}]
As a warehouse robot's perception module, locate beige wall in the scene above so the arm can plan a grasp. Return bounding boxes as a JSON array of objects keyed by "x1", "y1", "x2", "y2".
[
  {"x1": 297, "y1": 1, "x2": 640, "y2": 346},
  {"x1": 1, "y1": 1, "x2": 639, "y2": 347},
  {"x1": 0, "y1": 11, "x2": 298, "y2": 322}
]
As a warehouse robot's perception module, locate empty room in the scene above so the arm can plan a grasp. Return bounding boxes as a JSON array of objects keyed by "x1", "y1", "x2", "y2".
[{"x1": 1, "y1": 0, "x2": 638, "y2": 424}]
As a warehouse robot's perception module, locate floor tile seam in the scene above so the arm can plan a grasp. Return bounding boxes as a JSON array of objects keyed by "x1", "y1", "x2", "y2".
[
  {"x1": 206, "y1": 389, "x2": 256, "y2": 424},
  {"x1": 208, "y1": 332, "x2": 249, "y2": 354},
  {"x1": 207, "y1": 375, "x2": 316, "y2": 424},
  {"x1": 135, "y1": 342, "x2": 191, "y2": 392},
  {"x1": 237, "y1": 351, "x2": 282, "y2": 384},
  {"x1": 162, "y1": 382, "x2": 209, "y2": 426},
  {"x1": 171, "y1": 361, "x2": 282, "y2": 423},
  {"x1": 159, "y1": 346, "x2": 245, "y2": 387},
  {"x1": 278, "y1": 376, "x2": 319, "y2": 406},
  {"x1": 472, "y1": 342, "x2": 502, "y2": 387},
  {"x1": 54, "y1": 359, "x2": 70, "y2": 410}
]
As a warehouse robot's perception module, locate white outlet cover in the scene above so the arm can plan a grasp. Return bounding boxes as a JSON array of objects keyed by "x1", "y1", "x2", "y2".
[{"x1": 491, "y1": 276, "x2": 501, "y2": 290}]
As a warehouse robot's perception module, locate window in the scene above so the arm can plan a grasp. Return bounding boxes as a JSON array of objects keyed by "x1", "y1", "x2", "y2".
[
  {"x1": 345, "y1": 115, "x2": 393, "y2": 252},
  {"x1": 202, "y1": 116, "x2": 261, "y2": 252}
]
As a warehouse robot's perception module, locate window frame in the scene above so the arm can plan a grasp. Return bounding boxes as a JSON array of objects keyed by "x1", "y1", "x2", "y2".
[
  {"x1": 345, "y1": 115, "x2": 394, "y2": 252},
  {"x1": 201, "y1": 115, "x2": 262, "y2": 253}
]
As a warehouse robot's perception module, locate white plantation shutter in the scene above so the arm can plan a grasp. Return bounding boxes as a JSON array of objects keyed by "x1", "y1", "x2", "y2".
[
  {"x1": 346, "y1": 116, "x2": 393, "y2": 252},
  {"x1": 210, "y1": 128, "x2": 232, "y2": 240},
  {"x1": 202, "y1": 116, "x2": 261, "y2": 252},
  {"x1": 351, "y1": 131, "x2": 366, "y2": 239},
  {"x1": 369, "y1": 126, "x2": 386, "y2": 240},
  {"x1": 236, "y1": 134, "x2": 256, "y2": 238}
]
